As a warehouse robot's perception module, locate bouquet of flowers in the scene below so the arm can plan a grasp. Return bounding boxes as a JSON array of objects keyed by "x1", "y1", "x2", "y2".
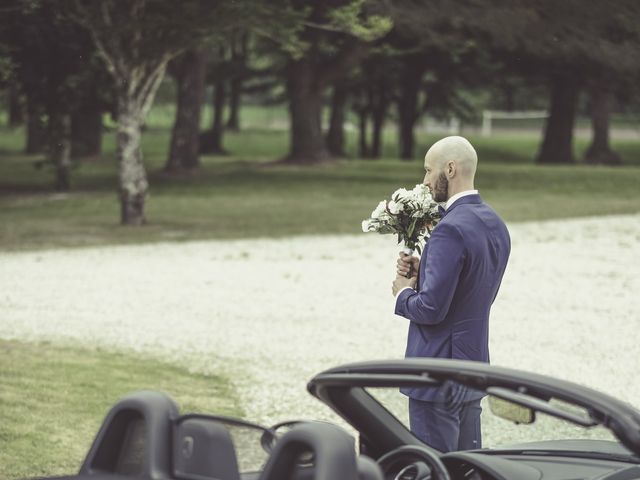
[{"x1": 361, "y1": 184, "x2": 441, "y2": 255}]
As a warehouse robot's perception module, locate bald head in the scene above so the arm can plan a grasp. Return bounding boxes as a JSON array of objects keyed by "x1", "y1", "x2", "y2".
[
  {"x1": 423, "y1": 136, "x2": 478, "y2": 201},
  {"x1": 425, "y1": 136, "x2": 477, "y2": 178}
]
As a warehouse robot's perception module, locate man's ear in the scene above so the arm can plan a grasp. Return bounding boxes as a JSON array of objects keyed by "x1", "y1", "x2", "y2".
[{"x1": 447, "y1": 161, "x2": 456, "y2": 178}]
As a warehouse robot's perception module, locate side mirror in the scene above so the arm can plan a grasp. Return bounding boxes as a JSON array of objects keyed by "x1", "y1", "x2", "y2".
[{"x1": 488, "y1": 395, "x2": 536, "y2": 425}]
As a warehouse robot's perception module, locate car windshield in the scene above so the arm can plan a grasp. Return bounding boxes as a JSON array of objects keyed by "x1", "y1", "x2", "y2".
[{"x1": 364, "y1": 381, "x2": 632, "y2": 455}]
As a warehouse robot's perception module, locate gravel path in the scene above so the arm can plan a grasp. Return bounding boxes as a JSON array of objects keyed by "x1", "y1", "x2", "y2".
[{"x1": 1, "y1": 214, "x2": 639, "y2": 428}]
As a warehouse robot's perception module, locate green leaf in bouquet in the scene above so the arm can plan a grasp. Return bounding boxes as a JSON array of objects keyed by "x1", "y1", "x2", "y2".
[{"x1": 407, "y1": 217, "x2": 418, "y2": 238}]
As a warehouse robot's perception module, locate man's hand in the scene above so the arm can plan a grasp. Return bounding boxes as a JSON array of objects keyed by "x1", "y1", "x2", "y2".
[
  {"x1": 392, "y1": 274, "x2": 417, "y2": 297},
  {"x1": 397, "y1": 252, "x2": 419, "y2": 278}
]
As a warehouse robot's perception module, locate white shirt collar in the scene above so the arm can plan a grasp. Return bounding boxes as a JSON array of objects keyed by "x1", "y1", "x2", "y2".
[{"x1": 445, "y1": 189, "x2": 478, "y2": 210}]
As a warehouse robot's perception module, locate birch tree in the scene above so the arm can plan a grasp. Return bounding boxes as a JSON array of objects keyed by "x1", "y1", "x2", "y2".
[{"x1": 69, "y1": 0, "x2": 287, "y2": 224}]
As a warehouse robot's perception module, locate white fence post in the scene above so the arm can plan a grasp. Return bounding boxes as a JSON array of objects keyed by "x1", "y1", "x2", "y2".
[{"x1": 482, "y1": 110, "x2": 492, "y2": 137}]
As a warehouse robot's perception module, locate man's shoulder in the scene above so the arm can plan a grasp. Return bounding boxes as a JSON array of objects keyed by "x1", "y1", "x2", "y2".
[
  {"x1": 445, "y1": 202, "x2": 509, "y2": 236},
  {"x1": 445, "y1": 202, "x2": 489, "y2": 222},
  {"x1": 450, "y1": 200, "x2": 502, "y2": 220}
]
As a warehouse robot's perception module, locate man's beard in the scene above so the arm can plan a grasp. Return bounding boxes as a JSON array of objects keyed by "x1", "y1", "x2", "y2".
[{"x1": 433, "y1": 172, "x2": 449, "y2": 203}]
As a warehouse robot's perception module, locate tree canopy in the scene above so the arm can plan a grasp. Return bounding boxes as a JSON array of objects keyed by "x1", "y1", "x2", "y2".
[{"x1": 2, "y1": 0, "x2": 639, "y2": 224}]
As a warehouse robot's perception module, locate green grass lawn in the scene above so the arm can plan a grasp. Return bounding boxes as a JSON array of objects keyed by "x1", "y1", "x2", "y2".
[
  {"x1": 0, "y1": 339, "x2": 241, "y2": 480},
  {"x1": 1, "y1": 107, "x2": 639, "y2": 251}
]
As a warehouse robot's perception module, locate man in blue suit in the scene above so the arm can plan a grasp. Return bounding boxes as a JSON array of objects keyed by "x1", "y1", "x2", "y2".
[{"x1": 392, "y1": 136, "x2": 511, "y2": 452}]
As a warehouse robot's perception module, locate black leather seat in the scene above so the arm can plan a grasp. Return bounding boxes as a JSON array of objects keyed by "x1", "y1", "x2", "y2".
[
  {"x1": 173, "y1": 417, "x2": 241, "y2": 480},
  {"x1": 258, "y1": 422, "x2": 383, "y2": 480}
]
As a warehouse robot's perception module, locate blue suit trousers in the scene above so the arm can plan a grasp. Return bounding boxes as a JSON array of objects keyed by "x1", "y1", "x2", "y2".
[{"x1": 409, "y1": 397, "x2": 482, "y2": 452}]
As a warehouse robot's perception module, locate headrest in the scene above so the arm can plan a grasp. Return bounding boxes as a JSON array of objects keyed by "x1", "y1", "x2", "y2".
[
  {"x1": 79, "y1": 390, "x2": 178, "y2": 478},
  {"x1": 259, "y1": 422, "x2": 357, "y2": 480},
  {"x1": 173, "y1": 417, "x2": 241, "y2": 480}
]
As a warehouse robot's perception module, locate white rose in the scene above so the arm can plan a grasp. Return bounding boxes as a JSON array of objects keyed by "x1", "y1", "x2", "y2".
[
  {"x1": 371, "y1": 200, "x2": 387, "y2": 219},
  {"x1": 411, "y1": 184, "x2": 422, "y2": 194},
  {"x1": 388, "y1": 200, "x2": 403, "y2": 215},
  {"x1": 393, "y1": 188, "x2": 410, "y2": 201},
  {"x1": 411, "y1": 184, "x2": 436, "y2": 210},
  {"x1": 378, "y1": 210, "x2": 392, "y2": 222}
]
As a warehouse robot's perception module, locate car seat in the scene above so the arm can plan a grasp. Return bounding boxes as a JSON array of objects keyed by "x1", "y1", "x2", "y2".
[
  {"x1": 173, "y1": 417, "x2": 241, "y2": 480},
  {"x1": 258, "y1": 421, "x2": 383, "y2": 480}
]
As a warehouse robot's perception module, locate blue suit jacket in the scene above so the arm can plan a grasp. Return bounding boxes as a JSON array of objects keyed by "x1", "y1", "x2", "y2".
[{"x1": 395, "y1": 194, "x2": 510, "y2": 401}]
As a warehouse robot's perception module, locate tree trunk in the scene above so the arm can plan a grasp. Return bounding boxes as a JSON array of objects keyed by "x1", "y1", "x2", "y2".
[
  {"x1": 536, "y1": 75, "x2": 579, "y2": 164},
  {"x1": 326, "y1": 82, "x2": 348, "y2": 157},
  {"x1": 371, "y1": 83, "x2": 388, "y2": 159},
  {"x1": 113, "y1": 60, "x2": 167, "y2": 225},
  {"x1": 397, "y1": 57, "x2": 427, "y2": 160},
  {"x1": 117, "y1": 98, "x2": 148, "y2": 225},
  {"x1": 8, "y1": 82, "x2": 24, "y2": 128},
  {"x1": 285, "y1": 60, "x2": 329, "y2": 164},
  {"x1": 166, "y1": 48, "x2": 207, "y2": 171},
  {"x1": 284, "y1": 36, "x2": 368, "y2": 164},
  {"x1": 358, "y1": 107, "x2": 369, "y2": 158},
  {"x1": 25, "y1": 98, "x2": 47, "y2": 154},
  {"x1": 371, "y1": 113, "x2": 385, "y2": 158},
  {"x1": 351, "y1": 90, "x2": 370, "y2": 158},
  {"x1": 49, "y1": 112, "x2": 72, "y2": 191},
  {"x1": 200, "y1": 80, "x2": 227, "y2": 154},
  {"x1": 226, "y1": 33, "x2": 248, "y2": 131},
  {"x1": 71, "y1": 105, "x2": 103, "y2": 158},
  {"x1": 584, "y1": 82, "x2": 621, "y2": 165}
]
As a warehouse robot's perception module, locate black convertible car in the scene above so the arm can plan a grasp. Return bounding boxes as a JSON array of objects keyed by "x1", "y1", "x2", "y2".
[{"x1": 39, "y1": 359, "x2": 640, "y2": 480}]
